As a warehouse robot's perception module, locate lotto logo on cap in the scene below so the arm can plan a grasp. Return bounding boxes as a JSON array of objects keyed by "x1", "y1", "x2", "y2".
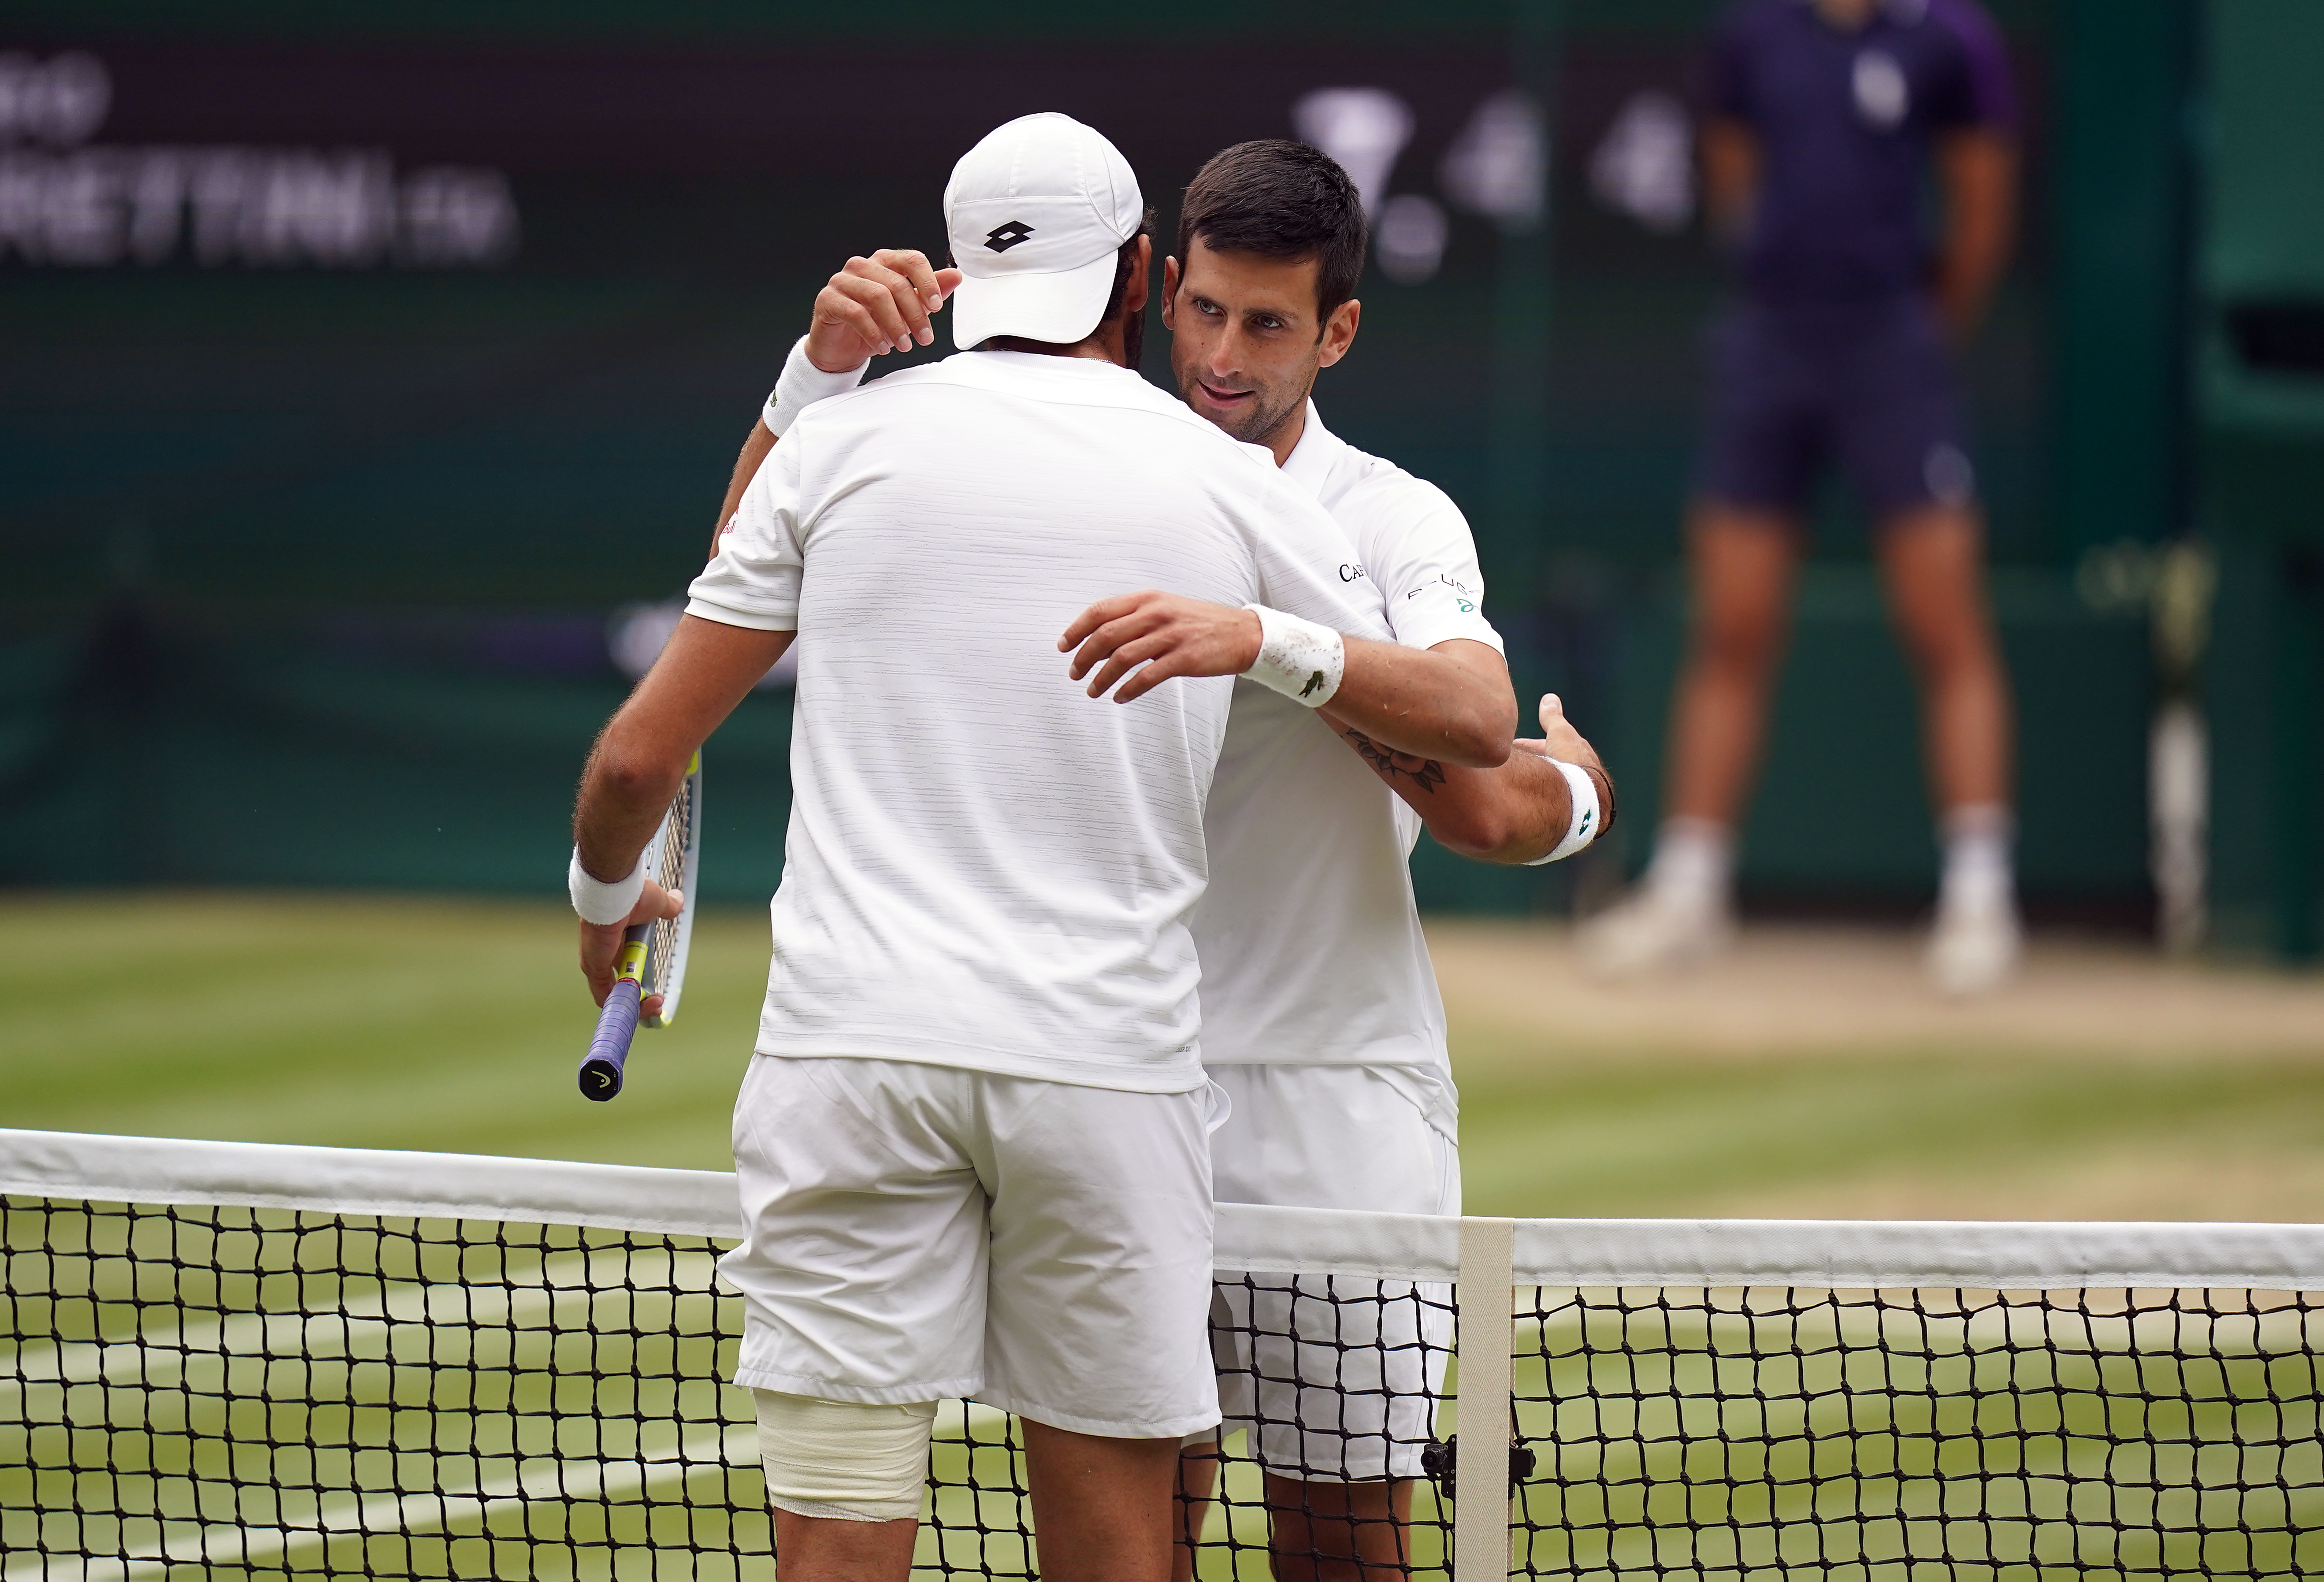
[{"x1": 944, "y1": 112, "x2": 1143, "y2": 351}]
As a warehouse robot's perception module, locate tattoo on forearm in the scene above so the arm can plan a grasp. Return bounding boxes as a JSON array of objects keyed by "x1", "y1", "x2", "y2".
[{"x1": 1342, "y1": 728, "x2": 1447, "y2": 793}]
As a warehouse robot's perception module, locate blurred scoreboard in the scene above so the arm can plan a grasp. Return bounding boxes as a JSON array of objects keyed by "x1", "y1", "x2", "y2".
[
  {"x1": 3, "y1": 30, "x2": 1575, "y2": 613},
  {"x1": 9, "y1": 8, "x2": 2129, "y2": 917}
]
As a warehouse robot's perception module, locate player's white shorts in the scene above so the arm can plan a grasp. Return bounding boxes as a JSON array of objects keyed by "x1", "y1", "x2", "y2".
[
  {"x1": 721, "y1": 1054, "x2": 1223, "y2": 1440},
  {"x1": 1201, "y1": 1063, "x2": 1459, "y2": 1482}
]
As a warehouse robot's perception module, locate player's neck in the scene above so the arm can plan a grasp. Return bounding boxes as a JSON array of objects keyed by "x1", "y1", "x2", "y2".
[
  {"x1": 1812, "y1": 0, "x2": 1877, "y2": 31},
  {"x1": 1259, "y1": 395, "x2": 1310, "y2": 468},
  {"x1": 987, "y1": 318, "x2": 1133, "y2": 369}
]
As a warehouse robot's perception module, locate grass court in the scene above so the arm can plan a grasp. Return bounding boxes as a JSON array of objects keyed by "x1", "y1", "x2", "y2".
[
  {"x1": 6, "y1": 893, "x2": 2323, "y2": 1577},
  {"x1": 7, "y1": 891, "x2": 2323, "y2": 1223}
]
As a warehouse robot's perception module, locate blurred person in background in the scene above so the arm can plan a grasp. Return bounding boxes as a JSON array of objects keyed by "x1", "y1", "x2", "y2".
[{"x1": 1581, "y1": 0, "x2": 2020, "y2": 994}]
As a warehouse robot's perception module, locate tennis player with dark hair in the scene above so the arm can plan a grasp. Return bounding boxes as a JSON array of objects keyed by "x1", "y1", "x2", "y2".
[
  {"x1": 577, "y1": 114, "x2": 1518, "y2": 1582},
  {"x1": 1146, "y1": 139, "x2": 1608, "y2": 1582},
  {"x1": 1583, "y1": 0, "x2": 2020, "y2": 993}
]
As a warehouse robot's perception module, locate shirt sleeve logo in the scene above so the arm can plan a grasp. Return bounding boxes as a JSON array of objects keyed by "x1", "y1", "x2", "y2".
[
  {"x1": 1407, "y1": 571, "x2": 1478, "y2": 613},
  {"x1": 984, "y1": 220, "x2": 1036, "y2": 253}
]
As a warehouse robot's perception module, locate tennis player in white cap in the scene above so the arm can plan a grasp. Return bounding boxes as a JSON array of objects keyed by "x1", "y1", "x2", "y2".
[
  {"x1": 572, "y1": 112, "x2": 1514, "y2": 1581},
  {"x1": 709, "y1": 131, "x2": 1607, "y2": 1578}
]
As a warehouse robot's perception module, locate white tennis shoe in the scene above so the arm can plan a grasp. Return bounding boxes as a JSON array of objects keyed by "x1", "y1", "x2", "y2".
[
  {"x1": 1926, "y1": 895, "x2": 2021, "y2": 996},
  {"x1": 1576, "y1": 884, "x2": 1734, "y2": 978}
]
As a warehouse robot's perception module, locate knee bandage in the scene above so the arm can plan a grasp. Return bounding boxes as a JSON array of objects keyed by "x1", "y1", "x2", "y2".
[{"x1": 753, "y1": 1390, "x2": 936, "y2": 1523}]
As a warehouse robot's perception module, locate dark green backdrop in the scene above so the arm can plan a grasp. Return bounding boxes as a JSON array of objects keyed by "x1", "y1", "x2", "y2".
[{"x1": 3, "y1": 0, "x2": 2187, "y2": 921}]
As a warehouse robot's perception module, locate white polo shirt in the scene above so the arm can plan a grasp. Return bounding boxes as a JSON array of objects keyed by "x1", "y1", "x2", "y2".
[
  {"x1": 1192, "y1": 402, "x2": 1502, "y2": 1124},
  {"x1": 686, "y1": 353, "x2": 1388, "y2": 1096}
]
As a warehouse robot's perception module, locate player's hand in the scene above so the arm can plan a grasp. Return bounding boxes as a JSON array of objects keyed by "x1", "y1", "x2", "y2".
[
  {"x1": 1514, "y1": 693, "x2": 1602, "y2": 770},
  {"x1": 806, "y1": 249, "x2": 965, "y2": 371},
  {"x1": 1515, "y1": 693, "x2": 1617, "y2": 836},
  {"x1": 1060, "y1": 592, "x2": 1264, "y2": 704},
  {"x1": 578, "y1": 878, "x2": 683, "y2": 1014}
]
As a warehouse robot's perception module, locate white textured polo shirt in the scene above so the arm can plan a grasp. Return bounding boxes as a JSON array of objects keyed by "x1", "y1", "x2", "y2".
[
  {"x1": 1192, "y1": 402, "x2": 1503, "y2": 1122},
  {"x1": 686, "y1": 353, "x2": 1388, "y2": 1095}
]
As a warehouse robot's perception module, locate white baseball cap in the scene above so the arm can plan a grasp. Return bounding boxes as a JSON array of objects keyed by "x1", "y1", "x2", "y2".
[{"x1": 944, "y1": 112, "x2": 1144, "y2": 351}]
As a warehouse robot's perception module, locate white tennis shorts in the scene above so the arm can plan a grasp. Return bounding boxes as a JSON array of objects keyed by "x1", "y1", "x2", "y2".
[
  {"x1": 722, "y1": 1054, "x2": 1224, "y2": 1440},
  {"x1": 1203, "y1": 1063, "x2": 1459, "y2": 1482}
]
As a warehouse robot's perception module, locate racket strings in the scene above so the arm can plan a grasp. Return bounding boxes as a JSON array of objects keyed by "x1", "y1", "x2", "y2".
[{"x1": 644, "y1": 782, "x2": 696, "y2": 999}]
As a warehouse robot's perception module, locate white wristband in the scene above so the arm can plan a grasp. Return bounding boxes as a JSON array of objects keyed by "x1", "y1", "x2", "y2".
[
  {"x1": 1240, "y1": 605, "x2": 1344, "y2": 707},
  {"x1": 763, "y1": 335, "x2": 868, "y2": 437},
  {"x1": 569, "y1": 844, "x2": 646, "y2": 925},
  {"x1": 1525, "y1": 759, "x2": 1603, "y2": 865}
]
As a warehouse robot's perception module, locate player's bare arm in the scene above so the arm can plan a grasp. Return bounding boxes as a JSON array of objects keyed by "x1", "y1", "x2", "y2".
[
  {"x1": 1332, "y1": 691, "x2": 1616, "y2": 863},
  {"x1": 1700, "y1": 116, "x2": 1759, "y2": 250},
  {"x1": 706, "y1": 249, "x2": 962, "y2": 556},
  {"x1": 573, "y1": 616, "x2": 793, "y2": 1004},
  {"x1": 1933, "y1": 128, "x2": 2017, "y2": 339},
  {"x1": 1058, "y1": 593, "x2": 1516, "y2": 767}
]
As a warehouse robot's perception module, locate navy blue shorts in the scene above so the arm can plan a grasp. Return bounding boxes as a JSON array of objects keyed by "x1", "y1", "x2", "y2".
[{"x1": 1698, "y1": 298, "x2": 1975, "y2": 521}]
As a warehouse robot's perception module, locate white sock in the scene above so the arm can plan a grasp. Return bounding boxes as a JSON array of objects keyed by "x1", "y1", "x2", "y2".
[
  {"x1": 1938, "y1": 803, "x2": 2015, "y2": 917},
  {"x1": 1645, "y1": 818, "x2": 1734, "y2": 912}
]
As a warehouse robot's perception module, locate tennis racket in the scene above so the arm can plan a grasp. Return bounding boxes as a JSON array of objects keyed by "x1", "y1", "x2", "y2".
[{"x1": 578, "y1": 752, "x2": 702, "y2": 1101}]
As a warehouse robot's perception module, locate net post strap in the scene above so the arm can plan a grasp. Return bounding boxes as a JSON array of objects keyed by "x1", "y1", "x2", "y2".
[{"x1": 1454, "y1": 1215, "x2": 1515, "y2": 1582}]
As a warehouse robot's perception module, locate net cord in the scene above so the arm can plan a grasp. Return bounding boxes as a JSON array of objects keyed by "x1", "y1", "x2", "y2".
[{"x1": 6, "y1": 1127, "x2": 2324, "y2": 1289}]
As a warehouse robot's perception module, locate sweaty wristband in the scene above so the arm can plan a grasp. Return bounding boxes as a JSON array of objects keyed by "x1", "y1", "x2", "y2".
[
  {"x1": 569, "y1": 844, "x2": 646, "y2": 925},
  {"x1": 1525, "y1": 759, "x2": 1602, "y2": 865},
  {"x1": 1240, "y1": 605, "x2": 1344, "y2": 707},
  {"x1": 762, "y1": 336, "x2": 868, "y2": 437}
]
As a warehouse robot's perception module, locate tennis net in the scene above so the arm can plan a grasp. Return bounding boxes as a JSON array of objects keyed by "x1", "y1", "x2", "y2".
[{"x1": 4, "y1": 1127, "x2": 2321, "y2": 1580}]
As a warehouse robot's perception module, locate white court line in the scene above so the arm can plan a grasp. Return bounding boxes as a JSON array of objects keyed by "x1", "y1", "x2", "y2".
[
  {"x1": 3, "y1": 1244, "x2": 719, "y2": 1406},
  {"x1": 1, "y1": 1422, "x2": 754, "y2": 1582},
  {"x1": 7, "y1": 1408, "x2": 1017, "y2": 1581},
  {"x1": 3, "y1": 1245, "x2": 1013, "y2": 1582}
]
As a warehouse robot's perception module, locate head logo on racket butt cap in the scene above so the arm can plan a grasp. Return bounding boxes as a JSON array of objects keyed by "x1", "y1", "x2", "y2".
[{"x1": 944, "y1": 112, "x2": 1143, "y2": 351}]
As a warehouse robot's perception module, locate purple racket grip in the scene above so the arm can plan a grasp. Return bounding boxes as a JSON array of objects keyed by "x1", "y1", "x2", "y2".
[{"x1": 579, "y1": 978, "x2": 642, "y2": 1101}]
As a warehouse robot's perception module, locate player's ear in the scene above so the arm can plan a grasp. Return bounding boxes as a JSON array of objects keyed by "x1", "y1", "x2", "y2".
[
  {"x1": 1160, "y1": 256, "x2": 1181, "y2": 328},
  {"x1": 1123, "y1": 234, "x2": 1153, "y2": 316},
  {"x1": 1316, "y1": 297, "x2": 1360, "y2": 369}
]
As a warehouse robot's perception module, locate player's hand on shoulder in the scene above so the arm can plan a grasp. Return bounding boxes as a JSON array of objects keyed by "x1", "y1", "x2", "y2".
[
  {"x1": 576, "y1": 878, "x2": 683, "y2": 1011},
  {"x1": 808, "y1": 249, "x2": 965, "y2": 370},
  {"x1": 1059, "y1": 592, "x2": 1265, "y2": 705}
]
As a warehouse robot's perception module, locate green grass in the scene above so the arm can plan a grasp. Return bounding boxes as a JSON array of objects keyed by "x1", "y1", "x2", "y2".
[
  {"x1": 9, "y1": 893, "x2": 2324, "y2": 1224},
  {"x1": 1453, "y1": 1040, "x2": 2324, "y2": 1220},
  {"x1": 1, "y1": 891, "x2": 761, "y2": 1170},
  {"x1": 7, "y1": 894, "x2": 2323, "y2": 1579}
]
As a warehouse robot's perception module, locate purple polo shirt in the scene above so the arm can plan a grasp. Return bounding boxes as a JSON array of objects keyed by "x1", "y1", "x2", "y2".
[{"x1": 1705, "y1": 0, "x2": 2016, "y2": 308}]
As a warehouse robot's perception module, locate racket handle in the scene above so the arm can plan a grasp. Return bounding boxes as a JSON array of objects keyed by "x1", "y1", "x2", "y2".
[{"x1": 579, "y1": 979, "x2": 642, "y2": 1102}]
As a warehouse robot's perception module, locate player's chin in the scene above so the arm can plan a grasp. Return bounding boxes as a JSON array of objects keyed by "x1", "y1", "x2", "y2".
[{"x1": 1190, "y1": 383, "x2": 1262, "y2": 429}]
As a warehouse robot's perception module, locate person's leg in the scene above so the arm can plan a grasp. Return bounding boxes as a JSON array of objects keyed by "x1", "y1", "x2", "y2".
[
  {"x1": 1209, "y1": 1070, "x2": 1455, "y2": 1579},
  {"x1": 1873, "y1": 504, "x2": 2012, "y2": 813},
  {"x1": 1664, "y1": 502, "x2": 1808, "y2": 827},
  {"x1": 1831, "y1": 296, "x2": 2019, "y2": 990},
  {"x1": 976, "y1": 1077, "x2": 1219, "y2": 1579},
  {"x1": 725, "y1": 1058, "x2": 994, "y2": 1581},
  {"x1": 770, "y1": 1510, "x2": 918, "y2": 1581},
  {"x1": 1021, "y1": 1420, "x2": 1186, "y2": 1582},
  {"x1": 1261, "y1": 1474, "x2": 1414, "y2": 1582},
  {"x1": 1875, "y1": 505, "x2": 2021, "y2": 990},
  {"x1": 1581, "y1": 503, "x2": 1803, "y2": 973}
]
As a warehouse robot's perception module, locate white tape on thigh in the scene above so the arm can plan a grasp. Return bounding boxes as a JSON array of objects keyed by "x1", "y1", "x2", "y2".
[{"x1": 754, "y1": 1390, "x2": 936, "y2": 1522}]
